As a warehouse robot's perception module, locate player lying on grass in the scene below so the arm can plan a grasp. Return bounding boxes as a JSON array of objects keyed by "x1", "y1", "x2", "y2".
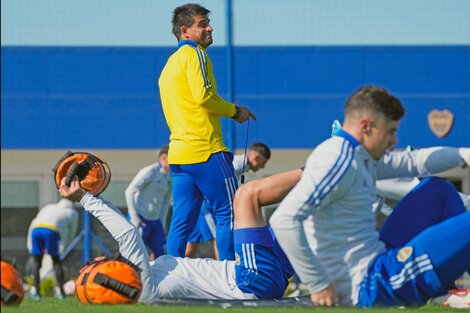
[
  {"x1": 57, "y1": 170, "x2": 298, "y2": 303},
  {"x1": 271, "y1": 85, "x2": 470, "y2": 307}
]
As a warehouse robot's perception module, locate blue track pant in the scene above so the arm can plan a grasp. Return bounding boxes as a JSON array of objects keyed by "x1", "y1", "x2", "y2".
[{"x1": 167, "y1": 152, "x2": 237, "y2": 260}]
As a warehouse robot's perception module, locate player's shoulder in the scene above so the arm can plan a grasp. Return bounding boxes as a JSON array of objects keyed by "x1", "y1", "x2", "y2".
[
  {"x1": 138, "y1": 162, "x2": 160, "y2": 174},
  {"x1": 310, "y1": 136, "x2": 356, "y2": 164},
  {"x1": 175, "y1": 43, "x2": 201, "y2": 60}
]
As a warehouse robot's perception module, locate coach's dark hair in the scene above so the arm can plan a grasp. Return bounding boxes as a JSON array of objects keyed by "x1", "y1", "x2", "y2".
[
  {"x1": 345, "y1": 85, "x2": 405, "y2": 121},
  {"x1": 159, "y1": 145, "x2": 169, "y2": 156},
  {"x1": 172, "y1": 3, "x2": 210, "y2": 40},
  {"x1": 250, "y1": 142, "x2": 271, "y2": 160}
]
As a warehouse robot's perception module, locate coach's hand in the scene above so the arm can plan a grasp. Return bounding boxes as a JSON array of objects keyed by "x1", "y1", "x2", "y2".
[
  {"x1": 59, "y1": 176, "x2": 86, "y2": 202},
  {"x1": 311, "y1": 283, "x2": 339, "y2": 307},
  {"x1": 234, "y1": 106, "x2": 257, "y2": 123}
]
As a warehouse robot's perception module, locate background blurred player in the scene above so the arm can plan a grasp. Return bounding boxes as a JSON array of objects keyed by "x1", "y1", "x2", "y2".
[
  {"x1": 125, "y1": 145, "x2": 171, "y2": 260},
  {"x1": 26, "y1": 199, "x2": 78, "y2": 301}
]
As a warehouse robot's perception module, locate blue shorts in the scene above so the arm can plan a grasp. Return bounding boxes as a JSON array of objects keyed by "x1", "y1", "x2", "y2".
[
  {"x1": 188, "y1": 201, "x2": 215, "y2": 243},
  {"x1": 31, "y1": 227, "x2": 60, "y2": 256},
  {"x1": 358, "y1": 178, "x2": 470, "y2": 307},
  {"x1": 127, "y1": 214, "x2": 165, "y2": 258},
  {"x1": 234, "y1": 227, "x2": 287, "y2": 299}
]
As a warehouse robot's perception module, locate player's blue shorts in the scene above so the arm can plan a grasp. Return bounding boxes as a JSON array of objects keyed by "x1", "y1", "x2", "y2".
[
  {"x1": 31, "y1": 227, "x2": 60, "y2": 256},
  {"x1": 127, "y1": 214, "x2": 165, "y2": 258},
  {"x1": 358, "y1": 177, "x2": 470, "y2": 307},
  {"x1": 234, "y1": 226, "x2": 287, "y2": 299},
  {"x1": 188, "y1": 201, "x2": 215, "y2": 243}
]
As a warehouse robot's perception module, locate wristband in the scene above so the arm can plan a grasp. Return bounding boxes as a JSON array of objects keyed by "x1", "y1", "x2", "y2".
[{"x1": 231, "y1": 106, "x2": 240, "y2": 119}]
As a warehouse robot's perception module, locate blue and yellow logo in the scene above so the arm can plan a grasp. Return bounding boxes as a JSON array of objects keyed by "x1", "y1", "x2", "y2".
[
  {"x1": 396, "y1": 247, "x2": 413, "y2": 262},
  {"x1": 235, "y1": 253, "x2": 241, "y2": 265}
]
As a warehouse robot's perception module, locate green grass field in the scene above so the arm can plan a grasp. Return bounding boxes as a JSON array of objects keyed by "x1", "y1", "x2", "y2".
[{"x1": 1, "y1": 297, "x2": 461, "y2": 313}]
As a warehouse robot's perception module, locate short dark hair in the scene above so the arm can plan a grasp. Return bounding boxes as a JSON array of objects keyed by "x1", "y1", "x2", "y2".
[
  {"x1": 159, "y1": 145, "x2": 169, "y2": 156},
  {"x1": 345, "y1": 85, "x2": 405, "y2": 121},
  {"x1": 172, "y1": 3, "x2": 210, "y2": 40},
  {"x1": 250, "y1": 142, "x2": 271, "y2": 160}
]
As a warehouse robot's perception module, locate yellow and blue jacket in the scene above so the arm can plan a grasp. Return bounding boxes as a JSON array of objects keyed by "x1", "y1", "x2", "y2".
[{"x1": 158, "y1": 40, "x2": 236, "y2": 164}]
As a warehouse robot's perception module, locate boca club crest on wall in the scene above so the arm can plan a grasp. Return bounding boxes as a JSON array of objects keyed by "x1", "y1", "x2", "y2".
[{"x1": 427, "y1": 109, "x2": 454, "y2": 138}]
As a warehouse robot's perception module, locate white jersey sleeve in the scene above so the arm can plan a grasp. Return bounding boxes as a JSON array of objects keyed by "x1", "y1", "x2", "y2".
[
  {"x1": 376, "y1": 147, "x2": 469, "y2": 179},
  {"x1": 270, "y1": 137, "x2": 356, "y2": 294},
  {"x1": 376, "y1": 177, "x2": 420, "y2": 201},
  {"x1": 125, "y1": 165, "x2": 155, "y2": 226},
  {"x1": 80, "y1": 192, "x2": 158, "y2": 303},
  {"x1": 232, "y1": 154, "x2": 248, "y2": 181}
]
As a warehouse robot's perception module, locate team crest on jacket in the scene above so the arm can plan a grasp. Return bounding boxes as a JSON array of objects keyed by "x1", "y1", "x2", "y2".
[
  {"x1": 235, "y1": 253, "x2": 241, "y2": 265},
  {"x1": 396, "y1": 246, "x2": 413, "y2": 262}
]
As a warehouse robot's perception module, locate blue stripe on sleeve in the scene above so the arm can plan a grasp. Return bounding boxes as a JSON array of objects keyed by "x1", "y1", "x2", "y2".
[
  {"x1": 307, "y1": 139, "x2": 354, "y2": 207},
  {"x1": 194, "y1": 47, "x2": 212, "y2": 89}
]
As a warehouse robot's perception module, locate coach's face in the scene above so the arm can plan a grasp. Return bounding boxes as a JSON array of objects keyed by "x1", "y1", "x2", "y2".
[
  {"x1": 181, "y1": 15, "x2": 213, "y2": 48},
  {"x1": 362, "y1": 115, "x2": 399, "y2": 160}
]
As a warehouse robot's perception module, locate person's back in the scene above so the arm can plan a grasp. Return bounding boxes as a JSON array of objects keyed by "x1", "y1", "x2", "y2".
[
  {"x1": 32, "y1": 199, "x2": 77, "y2": 235},
  {"x1": 125, "y1": 146, "x2": 171, "y2": 259},
  {"x1": 149, "y1": 255, "x2": 252, "y2": 299},
  {"x1": 125, "y1": 162, "x2": 171, "y2": 222},
  {"x1": 28, "y1": 198, "x2": 77, "y2": 301}
]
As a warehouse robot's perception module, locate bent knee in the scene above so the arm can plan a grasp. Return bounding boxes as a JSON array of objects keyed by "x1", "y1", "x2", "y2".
[
  {"x1": 235, "y1": 181, "x2": 262, "y2": 203},
  {"x1": 420, "y1": 176, "x2": 455, "y2": 192}
]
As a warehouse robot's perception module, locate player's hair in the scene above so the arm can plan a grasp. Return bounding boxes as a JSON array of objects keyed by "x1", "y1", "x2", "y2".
[
  {"x1": 345, "y1": 85, "x2": 405, "y2": 121},
  {"x1": 250, "y1": 142, "x2": 271, "y2": 160},
  {"x1": 159, "y1": 145, "x2": 169, "y2": 157},
  {"x1": 172, "y1": 3, "x2": 210, "y2": 40}
]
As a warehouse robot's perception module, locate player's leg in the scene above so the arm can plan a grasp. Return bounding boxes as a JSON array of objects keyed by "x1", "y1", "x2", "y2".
[
  {"x1": 147, "y1": 219, "x2": 165, "y2": 259},
  {"x1": 415, "y1": 212, "x2": 470, "y2": 289},
  {"x1": 42, "y1": 229, "x2": 65, "y2": 299},
  {"x1": 192, "y1": 152, "x2": 237, "y2": 261},
  {"x1": 51, "y1": 256, "x2": 65, "y2": 299},
  {"x1": 29, "y1": 254, "x2": 43, "y2": 300},
  {"x1": 233, "y1": 169, "x2": 302, "y2": 299},
  {"x1": 167, "y1": 165, "x2": 204, "y2": 257},
  {"x1": 380, "y1": 177, "x2": 466, "y2": 249},
  {"x1": 234, "y1": 169, "x2": 302, "y2": 228},
  {"x1": 359, "y1": 212, "x2": 470, "y2": 307},
  {"x1": 185, "y1": 242, "x2": 199, "y2": 258},
  {"x1": 29, "y1": 228, "x2": 47, "y2": 300},
  {"x1": 186, "y1": 201, "x2": 216, "y2": 258}
]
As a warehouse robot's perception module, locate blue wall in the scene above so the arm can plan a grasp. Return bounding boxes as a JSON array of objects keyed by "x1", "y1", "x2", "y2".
[{"x1": 2, "y1": 46, "x2": 469, "y2": 149}]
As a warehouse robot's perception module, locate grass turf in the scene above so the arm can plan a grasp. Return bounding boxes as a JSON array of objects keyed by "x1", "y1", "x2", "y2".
[{"x1": 1, "y1": 296, "x2": 460, "y2": 313}]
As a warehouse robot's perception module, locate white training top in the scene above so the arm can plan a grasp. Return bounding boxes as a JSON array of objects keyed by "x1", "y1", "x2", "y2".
[
  {"x1": 270, "y1": 132, "x2": 469, "y2": 305},
  {"x1": 27, "y1": 199, "x2": 78, "y2": 252},
  {"x1": 232, "y1": 154, "x2": 249, "y2": 181},
  {"x1": 125, "y1": 162, "x2": 172, "y2": 226},
  {"x1": 80, "y1": 193, "x2": 256, "y2": 303}
]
